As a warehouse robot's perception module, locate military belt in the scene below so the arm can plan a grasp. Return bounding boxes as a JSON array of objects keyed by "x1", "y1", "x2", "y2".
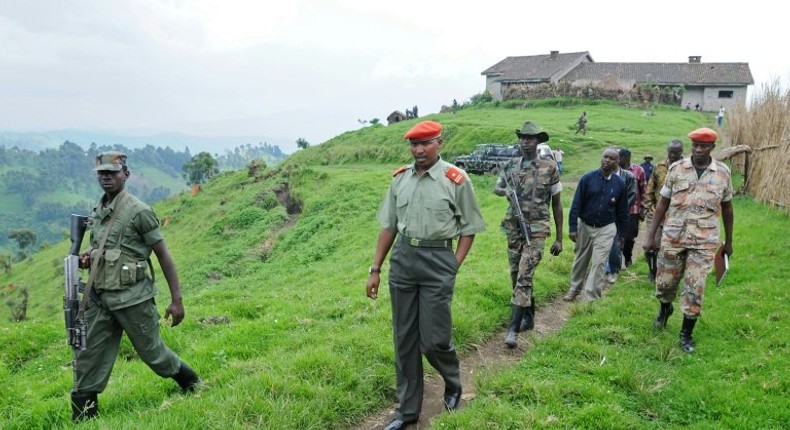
[{"x1": 400, "y1": 236, "x2": 453, "y2": 248}]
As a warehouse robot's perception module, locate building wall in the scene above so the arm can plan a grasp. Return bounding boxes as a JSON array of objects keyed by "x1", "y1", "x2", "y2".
[
  {"x1": 486, "y1": 75, "x2": 503, "y2": 100},
  {"x1": 680, "y1": 87, "x2": 705, "y2": 111},
  {"x1": 701, "y1": 86, "x2": 748, "y2": 112}
]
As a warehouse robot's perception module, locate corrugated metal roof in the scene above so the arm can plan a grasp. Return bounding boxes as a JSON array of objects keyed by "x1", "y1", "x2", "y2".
[
  {"x1": 481, "y1": 51, "x2": 593, "y2": 82},
  {"x1": 561, "y1": 62, "x2": 754, "y2": 85}
]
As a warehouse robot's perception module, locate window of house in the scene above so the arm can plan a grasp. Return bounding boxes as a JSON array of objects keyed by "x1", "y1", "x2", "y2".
[{"x1": 718, "y1": 91, "x2": 734, "y2": 98}]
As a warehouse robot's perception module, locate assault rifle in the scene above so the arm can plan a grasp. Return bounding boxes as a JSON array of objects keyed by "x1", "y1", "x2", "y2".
[
  {"x1": 503, "y1": 171, "x2": 531, "y2": 246},
  {"x1": 64, "y1": 215, "x2": 89, "y2": 367}
]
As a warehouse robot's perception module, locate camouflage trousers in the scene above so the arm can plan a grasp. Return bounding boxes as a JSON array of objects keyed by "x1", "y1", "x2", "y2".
[
  {"x1": 655, "y1": 244, "x2": 715, "y2": 318},
  {"x1": 507, "y1": 235, "x2": 546, "y2": 307}
]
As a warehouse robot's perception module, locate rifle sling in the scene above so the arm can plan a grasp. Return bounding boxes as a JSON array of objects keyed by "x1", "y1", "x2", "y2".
[{"x1": 77, "y1": 193, "x2": 127, "y2": 319}]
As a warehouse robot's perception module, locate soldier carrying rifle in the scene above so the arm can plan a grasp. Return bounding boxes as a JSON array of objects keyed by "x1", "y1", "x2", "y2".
[
  {"x1": 494, "y1": 121, "x2": 563, "y2": 348},
  {"x1": 66, "y1": 151, "x2": 200, "y2": 422}
]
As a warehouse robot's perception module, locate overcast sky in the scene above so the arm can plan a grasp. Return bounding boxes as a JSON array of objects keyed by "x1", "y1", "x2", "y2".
[{"x1": 1, "y1": 0, "x2": 787, "y2": 151}]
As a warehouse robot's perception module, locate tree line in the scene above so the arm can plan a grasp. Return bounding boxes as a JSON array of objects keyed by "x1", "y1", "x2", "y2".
[{"x1": 0, "y1": 140, "x2": 287, "y2": 256}]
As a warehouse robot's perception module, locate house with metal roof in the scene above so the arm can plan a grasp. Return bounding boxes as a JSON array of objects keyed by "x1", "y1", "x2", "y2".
[{"x1": 481, "y1": 51, "x2": 754, "y2": 112}]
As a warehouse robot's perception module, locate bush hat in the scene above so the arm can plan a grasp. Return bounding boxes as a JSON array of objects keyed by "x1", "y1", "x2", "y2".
[
  {"x1": 405, "y1": 120, "x2": 442, "y2": 143},
  {"x1": 644, "y1": 155, "x2": 653, "y2": 160},
  {"x1": 515, "y1": 121, "x2": 549, "y2": 143},
  {"x1": 94, "y1": 151, "x2": 127, "y2": 171}
]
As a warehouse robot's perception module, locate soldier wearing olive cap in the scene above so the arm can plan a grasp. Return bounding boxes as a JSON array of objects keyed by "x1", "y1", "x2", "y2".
[
  {"x1": 70, "y1": 151, "x2": 200, "y2": 421},
  {"x1": 366, "y1": 121, "x2": 485, "y2": 430},
  {"x1": 643, "y1": 128, "x2": 734, "y2": 354}
]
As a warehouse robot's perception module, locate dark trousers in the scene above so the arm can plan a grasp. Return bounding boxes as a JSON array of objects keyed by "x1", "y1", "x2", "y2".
[
  {"x1": 622, "y1": 214, "x2": 641, "y2": 264},
  {"x1": 388, "y1": 241, "x2": 460, "y2": 422}
]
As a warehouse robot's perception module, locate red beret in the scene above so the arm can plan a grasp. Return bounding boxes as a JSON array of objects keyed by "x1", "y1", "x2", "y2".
[
  {"x1": 688, "y1": 127, "x2": 718, "y2": 144},
  {"x1": 404, "y1": 120, "x2": 442, "y2": 143}
]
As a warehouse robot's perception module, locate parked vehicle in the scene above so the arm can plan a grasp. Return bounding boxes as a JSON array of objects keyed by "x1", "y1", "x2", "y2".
[
  {"x1": 454, "y1": 142, "x2": 555, "y2": 175},
  {"x1": 454, "y1": 143, "x2": 520, "y2": 174}
]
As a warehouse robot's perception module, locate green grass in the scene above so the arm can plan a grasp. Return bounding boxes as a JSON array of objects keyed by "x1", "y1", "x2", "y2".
[{"x1": 0, "y1": 101, "x2": 784, "y2": 429}]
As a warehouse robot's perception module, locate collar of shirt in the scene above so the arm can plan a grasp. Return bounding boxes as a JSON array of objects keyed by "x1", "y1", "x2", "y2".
[
  {"x1": 598, "y1": 169, "x2": 613, "y2": 180},
  {"x1": 409, "y1": 156, "x2": 444, "y2": 180},
  {"x1": 519, "y1": 156, "x2": 539, "y2": 169},
  {"x1": 680, "y1": 157, "x2": 718, "y2": 173}
]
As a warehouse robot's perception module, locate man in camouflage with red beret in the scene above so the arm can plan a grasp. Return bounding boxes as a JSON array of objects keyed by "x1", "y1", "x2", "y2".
[
  {"x1": 366, "y1": 120, "x2": 485, "y2": 430},
  {"x1": 643, "y1": 128, "x2": 734, "y2": 353}
]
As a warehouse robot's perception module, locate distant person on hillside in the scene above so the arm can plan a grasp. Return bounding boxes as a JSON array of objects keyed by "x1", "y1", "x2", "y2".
[
  {"x1": 70, "y1": 151, "x2": 200, "y2": 422},
  {"x1": 366, "y1": 120, "x2": 485, "y2": 430},
  {"x1": 695, "y1": 103, "x2": 700, "y2": 111},
  {"x1": 494, "y1": 121, "x2": 563, "y2": 348},
  {"x1": 644, "y1": 128, "x2": 734, "y2": 354},
  {"x1": 552, "y1": 147, "x2": 565, "y2": 173},
  {"x1": 563, "y1": 148, "x2": 629, "y2": 302},
  {"x1": 618, "y1": 148, "x2": 647, "y2": 269},
  {"x1": 575, "y1": 111, "x2": 588, "y2": 135},
  {"x1": 686, "y1": 102, "x2": 691, "y2": 110},
  {"x1": 641, "y1": 155, "x2": 655, "y2": 181},
  {"x1": 643, "y1": 139, "x2": 684, "y2": 282},
  {"x1": 717, "y1": 106, "x2": 726, "y2": 127}
]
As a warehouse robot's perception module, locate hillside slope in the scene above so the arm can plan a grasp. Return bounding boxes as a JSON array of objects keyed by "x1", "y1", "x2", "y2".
[{"x1": 2, "y1": 101, "x2": 787, "y2": 429}]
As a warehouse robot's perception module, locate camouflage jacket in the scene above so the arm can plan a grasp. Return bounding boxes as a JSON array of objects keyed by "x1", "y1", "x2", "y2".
[
  {"x1": 496, "y1": 156, "x2": 561, "y2": 238},
  {"x1": 660, "y1": 158, "x2": 733, "y2": 249},
  {"x1": 644, "y1": 159, "x2": 670, "y2": 217}
]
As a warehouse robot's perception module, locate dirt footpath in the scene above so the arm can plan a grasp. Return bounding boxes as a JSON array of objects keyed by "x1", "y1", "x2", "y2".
[{"x1": 353, "y1": 298, "x2": 572, "y2": 430}]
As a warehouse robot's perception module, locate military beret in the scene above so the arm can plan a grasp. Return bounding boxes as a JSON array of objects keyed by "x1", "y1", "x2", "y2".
[
  {"x1": 404, "y1": 120, "x2": 442, "y2": 143},
  {"x1": 688, "y1": 127, "x2": 718, "y2": 144},
  {"x1": 94, "y1": 151, "x2": 128, "y2": 171}
]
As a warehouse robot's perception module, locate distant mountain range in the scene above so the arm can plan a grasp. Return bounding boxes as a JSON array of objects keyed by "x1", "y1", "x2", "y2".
[{"x1": 0, "y1": 130, "x2": 294, "y2": 155}]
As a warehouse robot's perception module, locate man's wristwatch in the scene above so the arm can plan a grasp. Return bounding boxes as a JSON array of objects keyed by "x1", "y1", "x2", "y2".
[{"x1": 369, "y1": 266, "x2": 381, "y2": 274}]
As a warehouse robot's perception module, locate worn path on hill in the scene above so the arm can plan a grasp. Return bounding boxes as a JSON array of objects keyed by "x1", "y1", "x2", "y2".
[{"x1": 354, "y1": 179, "x2": 653, "y2": 429}]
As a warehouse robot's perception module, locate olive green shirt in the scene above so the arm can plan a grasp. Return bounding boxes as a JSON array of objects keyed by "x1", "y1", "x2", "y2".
[
  {"x1": 89, "y1": 190, "x2": 163, "y2": 310},
  {"x1": 377, "y1": 158, "x2": 486, "y2": 240}
]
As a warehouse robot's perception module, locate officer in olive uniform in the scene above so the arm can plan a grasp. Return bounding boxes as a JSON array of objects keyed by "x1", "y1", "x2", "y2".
[
  {"x1": 71, "y1": 151, "x2": 200, "y2": 421},
  {"x1": 644, "y1": 128, "x2": 734, "y2": 353},
  {"x1": 494, "y1": 121, "x2": 563, "y2": 348},
  {"x1": 366, "y1": 121, "x2": 485, "y2": 430}
]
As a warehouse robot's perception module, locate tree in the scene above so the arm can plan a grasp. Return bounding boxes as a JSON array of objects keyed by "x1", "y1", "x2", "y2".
[
  {"x1": 296, "y1": 138, "x2": 310, "y2": 150},
  {"x1": 8, "y1": 229, "x2": 37, "y2": 251},
  {"x1": 182, "y1": 152, "x2": 219, "y2": 185},
  {"x1": 369, "y1": 118, "x2": 380, "y2": 125}
]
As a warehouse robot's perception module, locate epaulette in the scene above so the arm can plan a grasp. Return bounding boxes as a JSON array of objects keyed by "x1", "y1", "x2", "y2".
[
  {"x1": 392, "y1": 165, "x2": 409, "y2": 177},
  {"x1": 445, "y1": 166, "x2": 466, "y2": 185}
]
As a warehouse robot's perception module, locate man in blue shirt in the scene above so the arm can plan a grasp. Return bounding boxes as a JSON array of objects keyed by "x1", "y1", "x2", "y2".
[{"x1": 563, "y1": 148, "x2": 630, "y2": 301}]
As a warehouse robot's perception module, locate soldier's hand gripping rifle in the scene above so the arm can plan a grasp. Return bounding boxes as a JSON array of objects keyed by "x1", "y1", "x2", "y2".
[
  {"x1": 64, "y1": 214, "x2": 89, "y2": 354},
  {"x1": 504, "y1": 171, "x2": 531, "y2": 247}
]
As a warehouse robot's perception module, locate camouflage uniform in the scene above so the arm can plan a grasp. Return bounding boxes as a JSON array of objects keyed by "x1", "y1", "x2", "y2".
[
  {"x1": 644, "y1": 159, "x2": 671, "y2": 243},
  {"x1": 496, "y1": 156, "x2": 561, "y2": 307},
  {"x1": 656, "y1": 158, "x2": 733, "y2": 317}
]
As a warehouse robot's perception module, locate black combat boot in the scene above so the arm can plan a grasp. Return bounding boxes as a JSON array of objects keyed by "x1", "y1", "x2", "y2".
[
  {"x1": 679, "y1": 316, "x2": 697, "y2": 353},
  {"x1": 519, "y1": 296, "x2": 535, "y2": 332},
  {"x1": 71, "y1": 391, "x2": 98, "y2": 422},
  {"x1": 653, "y1": 302, "x2": 674, "y2": 329},
  {"x1": 504, "y1": 305, "x2": 527, "y2": 348},
  {"x1": 171, "y1": 362, "x2": 201, "y2": 393}
]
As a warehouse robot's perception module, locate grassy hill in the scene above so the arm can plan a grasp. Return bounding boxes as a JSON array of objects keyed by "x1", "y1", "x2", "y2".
[{"x1": 1, "y1": 100, "x2": 788, "y2": 429}]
